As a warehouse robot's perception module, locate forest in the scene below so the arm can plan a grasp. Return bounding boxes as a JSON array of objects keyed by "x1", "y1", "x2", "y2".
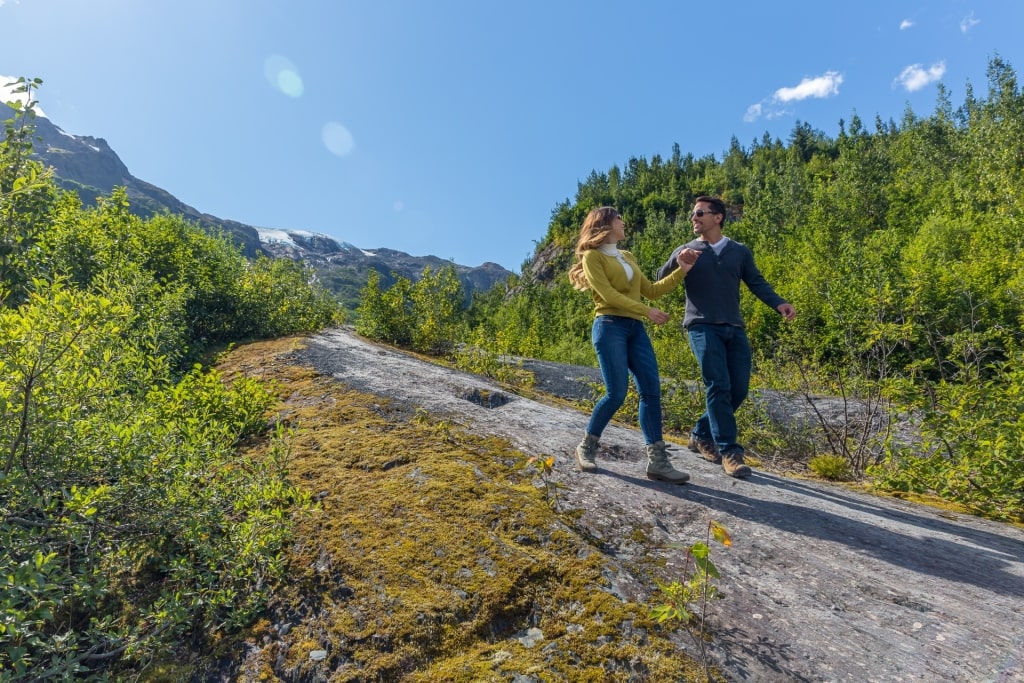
[{"x1": 363, "y1": 57, "x2": 1024, "y2": 526}]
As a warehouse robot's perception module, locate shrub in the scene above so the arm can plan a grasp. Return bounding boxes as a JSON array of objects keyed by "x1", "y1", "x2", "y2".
[
  {"x1": 0, "y1": 270, "x2": 305, "y2": 679},
  {"x1": 808, "y1": 454, "x2": 854, "y2": 481}
]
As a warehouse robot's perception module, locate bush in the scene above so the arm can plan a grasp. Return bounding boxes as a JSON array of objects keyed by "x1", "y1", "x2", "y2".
[
  {"x1": 808, "y1": 455, "x2": 854, "y2": 481},
  {"x1": 870, "y1": 355, "x2": 1024, "y2": 523},
  {"x1": 0, "y1": 280, "x2": 306, "y2": 677},
  {"x1": 236, "y1": 255, "x2": 344, "y2": 338},
  {"x1": 356, "y1": 265, "x2": 466, "y2": 354}
]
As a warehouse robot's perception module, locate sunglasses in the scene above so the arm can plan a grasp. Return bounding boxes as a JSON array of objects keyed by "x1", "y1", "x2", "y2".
[{"x1": 690, "y1": 209, "x2": 718, "y2": 218}]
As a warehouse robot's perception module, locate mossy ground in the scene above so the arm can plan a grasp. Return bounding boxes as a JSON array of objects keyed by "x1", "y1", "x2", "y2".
[{"x1": 205, "y1": 336, "x2": 713, "y2": 682}]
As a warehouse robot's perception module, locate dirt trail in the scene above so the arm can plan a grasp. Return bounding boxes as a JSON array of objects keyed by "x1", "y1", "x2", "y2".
[{"x1": 300, "y1": 328, "x2": 1024, "y2": 683}]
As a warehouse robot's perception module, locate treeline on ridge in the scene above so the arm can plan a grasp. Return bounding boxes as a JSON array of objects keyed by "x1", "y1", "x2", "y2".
[{"x1": 361, "y1": 57, "x2": 1024, "y2": 526}]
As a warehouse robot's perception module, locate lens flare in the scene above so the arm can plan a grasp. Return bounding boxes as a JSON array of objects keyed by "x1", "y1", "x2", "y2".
[
  {"x1": 264, "y1": 54, "x2": 303, "y2": 98},
  {"x1": 322, "y1": 121, "x2": 354, "y2": 156}
]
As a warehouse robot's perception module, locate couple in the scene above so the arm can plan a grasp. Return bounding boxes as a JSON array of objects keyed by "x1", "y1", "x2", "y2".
[{"x1": 568, "y1": 196, "x2": 796, "y2": 483}]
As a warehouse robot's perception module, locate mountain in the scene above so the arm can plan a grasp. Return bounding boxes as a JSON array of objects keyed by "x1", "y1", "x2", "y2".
[
  {"x1": 17, "y1": 107, "x2": 266, "y2": 258},
  {"x1": 5, "y1": 103, "x2": 513, "y2": 305},
  {"x1": 256, "y1": 227, "x2": 512, "y2": 308}
]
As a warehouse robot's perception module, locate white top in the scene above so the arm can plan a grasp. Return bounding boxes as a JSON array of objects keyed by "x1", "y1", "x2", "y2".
[{"x1": 597, "y1": 243, "x2": 634, "y2": 281}]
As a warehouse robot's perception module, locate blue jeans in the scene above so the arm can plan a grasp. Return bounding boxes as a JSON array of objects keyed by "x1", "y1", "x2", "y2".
[
  {"x1": 687, "y1": 323, "x2": 751, "y2": 454},
  {"x1": 587, "y1": 315, "x2": 663, "y2": 444}
]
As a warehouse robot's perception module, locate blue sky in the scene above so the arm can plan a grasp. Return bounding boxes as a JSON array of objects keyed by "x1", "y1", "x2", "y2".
[{"x1": 2, "y1": 1, "x2": 1023, "y2": 272}]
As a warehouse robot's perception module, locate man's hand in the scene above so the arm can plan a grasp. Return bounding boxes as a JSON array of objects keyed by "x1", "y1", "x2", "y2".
[
  {"x1": 676, "y1": 248, "x2": 701, "y2": 270},
  {"x1": 777, "y1": 303, "x2": 796, "y2": 321}
]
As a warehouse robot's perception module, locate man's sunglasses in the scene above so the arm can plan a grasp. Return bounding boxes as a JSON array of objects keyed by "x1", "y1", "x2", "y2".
[{"x1": 690, "y1": 209, "x2": 718, "y2": 218}]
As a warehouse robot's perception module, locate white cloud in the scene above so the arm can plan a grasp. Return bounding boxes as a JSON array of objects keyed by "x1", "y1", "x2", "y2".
[
  {"x1": 773, "y1": 71, "x2": 844, "y2": 102},
  {"x1": 745, "y1": 71, "x2": 843, "y2": 122},
  {"x1": 744, "y1": 72, "x2": 840, "y2": 123},
  {"x1": 743, "y1": 103, "x2": 762, "y2": 123},
  {"x1": 894, "y1": 61, "x2": 946, "y2": 92},
  {"x1": 899, "y1": 19, "x2": 914, "y2": 30},
  {"x1": 960, "y1": 12, "x2": 980, "y2": 33}
]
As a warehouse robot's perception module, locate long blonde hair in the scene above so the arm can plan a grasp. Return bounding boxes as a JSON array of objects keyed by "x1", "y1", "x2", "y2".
[{"x1": 568, "y1": 206, "x2": 620, "y2": 290}]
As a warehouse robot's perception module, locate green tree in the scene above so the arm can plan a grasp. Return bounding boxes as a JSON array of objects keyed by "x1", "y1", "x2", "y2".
[
  {"x1": 410, "y1": 264, "x2": 466, "y2": 354},
  {"x1": 1, "y1": 77, "x2": 56, "y2": 307},
  {"x1": 356, "y1": 269, "x2": 414, "y2": 345}
]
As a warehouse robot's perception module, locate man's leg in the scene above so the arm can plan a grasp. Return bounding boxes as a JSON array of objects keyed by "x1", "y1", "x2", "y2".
[
  {"x1": 719, "y1": 326, "x2": 753, "y2": 477},
  {"x1": 729, "y1": 327, "x2": 753, "y2": 436},
  {"x1": 688, "y1": 325, "x2": 737, "y2": 452},
  {"x1": 723, "y1": 326, "x2": 752, "y2": 452},
  {"x1": 686, "y1": 326, "x2": 714, "y2": 444}
]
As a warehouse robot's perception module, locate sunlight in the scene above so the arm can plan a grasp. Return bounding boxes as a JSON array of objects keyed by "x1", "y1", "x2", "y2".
[
  {"x1": 263, "y1": 54, "x2": 303, "y2": 98},
  {"x1": 322, "y1": 121, "x2": 354, "y2": 157}
]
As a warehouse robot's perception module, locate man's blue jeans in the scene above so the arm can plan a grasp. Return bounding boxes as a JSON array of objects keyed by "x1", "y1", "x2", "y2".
[
  {"x1": 687, "y1": 323, "x2": 751, "y2": 454},
  {"x1": 587, "y1": 315, "x2": 663, "y2": 444}
]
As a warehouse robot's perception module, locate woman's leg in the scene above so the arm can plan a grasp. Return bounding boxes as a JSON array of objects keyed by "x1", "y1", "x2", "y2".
[
  {"x1": 626, "y1": 321, "x2": 662, "y2": 444},
  {"x1": 586, "y1": 316, "x2": 630, "y2": 438}
]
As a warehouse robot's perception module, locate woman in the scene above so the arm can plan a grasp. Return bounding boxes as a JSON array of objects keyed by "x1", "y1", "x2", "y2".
[{"x1": 568, "y1": 206, "x2": 696, "y2": 483}]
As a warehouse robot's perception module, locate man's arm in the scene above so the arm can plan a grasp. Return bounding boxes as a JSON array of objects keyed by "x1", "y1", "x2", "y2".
[
  {"x1": 656, "y1": 247, "x2": 682, "y2": 280},
  {"x1": 740, "y1": 247, "x2": 788, "y2": 311}
]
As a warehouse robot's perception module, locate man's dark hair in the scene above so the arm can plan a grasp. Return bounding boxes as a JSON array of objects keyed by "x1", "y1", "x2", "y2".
[{"x1": 694, "y1": 195, "x2": 726, "y2": 218}]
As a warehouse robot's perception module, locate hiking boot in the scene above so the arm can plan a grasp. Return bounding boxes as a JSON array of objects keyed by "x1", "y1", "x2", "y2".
[
  {"x1": 687, "y1": 434, "x2": 721, "y2": 463},
  {"x1": 645, "y1": 441, "x2": 690, "y2": 484},
  {"x1": 575, "y1": 434, "x2": 599, "y2": 472},
  {"x1": 721, "y1": 450, "x2": 752, "y2": 478}
]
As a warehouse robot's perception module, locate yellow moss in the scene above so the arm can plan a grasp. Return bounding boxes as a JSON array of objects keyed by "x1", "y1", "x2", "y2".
[
  {"x1": 630, "y1": 524, "x2": 652, "y2": 544},
  {"x1": 139, "y1": 663, "x2": 193, "y2": 682},
  {"x1": 210, "y1": 336, "x2": 711, "y2": 682}
]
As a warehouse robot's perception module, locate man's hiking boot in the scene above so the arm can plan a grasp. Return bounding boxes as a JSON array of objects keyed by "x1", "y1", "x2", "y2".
[
  {"x1": 721, "y1": 450, "x2": 752, "y2": 478},
  {"x1": 575, "y1": 434, "x2": 599, "y2": 472},
  {"x1": 645, "y1": 441, "x2": 690, "y2": 484},
  {"x1": 687, "y1": 434, "x2": 721, "y2": 463}
]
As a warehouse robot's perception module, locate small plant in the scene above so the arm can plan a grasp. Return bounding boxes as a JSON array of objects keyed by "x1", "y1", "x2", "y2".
[
  {"x1": 526, "y1": 453, "x2": 560, "y2": 511},
  {"x1": 651, "y1": 520, "x2": 732, "y2": 681},
  {"x1": 412, "y1": 407, "x2": 456, "y2": 442},
  {"x1": 808, "y1": 454, "x2": 853, "y2": 480}
]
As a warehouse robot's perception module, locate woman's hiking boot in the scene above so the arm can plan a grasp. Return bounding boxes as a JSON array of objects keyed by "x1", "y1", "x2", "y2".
[
  {"x1": 687, "y1": 434, "x2": 721, "y2": 463},
  {"x1": 721, "y1": 450, "x2": 752, "y2": 478},
  {"x1": 645, "y1": 441, "x2": 690, "y2": 484},
  {"x1": 575, "y1": 434, "x2": 599, "y2": 472}
]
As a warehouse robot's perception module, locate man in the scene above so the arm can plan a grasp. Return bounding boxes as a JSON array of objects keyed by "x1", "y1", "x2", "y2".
[{"x1": 657, "y1": 196, "x2": 796, "y2": 478}]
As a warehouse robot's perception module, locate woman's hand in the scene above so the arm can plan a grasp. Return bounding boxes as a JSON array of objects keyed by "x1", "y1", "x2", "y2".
[{"x1": 647, "y1": 307, "x2": 670, "y2": 325}]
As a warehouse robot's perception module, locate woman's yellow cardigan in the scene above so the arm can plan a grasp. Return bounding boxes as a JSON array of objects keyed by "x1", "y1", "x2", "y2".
[{"x1": 581, "y1": 248, "x2": 685, "y2": 321}]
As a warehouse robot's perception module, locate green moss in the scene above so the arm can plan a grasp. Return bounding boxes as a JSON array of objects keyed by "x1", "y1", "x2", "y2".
[{"x1": 206, "y1": 336, "x2": 710, "y2": 681}]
